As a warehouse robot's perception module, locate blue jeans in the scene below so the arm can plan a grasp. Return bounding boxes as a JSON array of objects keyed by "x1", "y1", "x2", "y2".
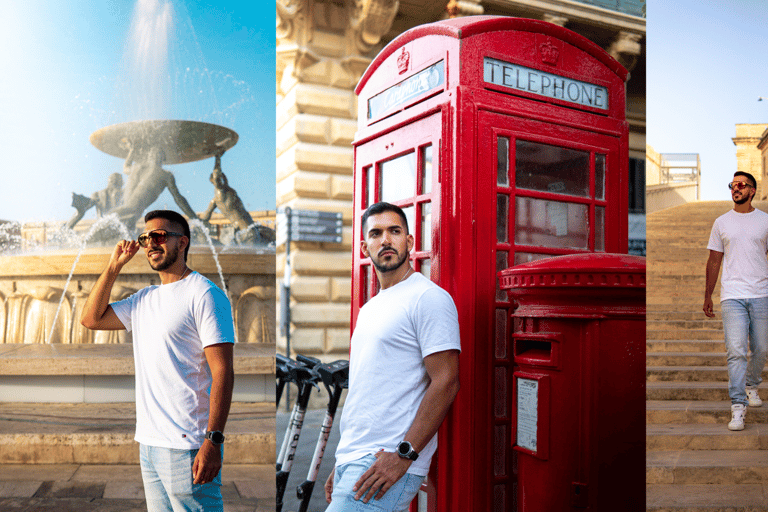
[
  {"x1": 326, "y1": 454, "x2": 425, "y2": 512},
  {"x1": 140, "y1": 444, "x2": 223, "y2": 512},
  {"x1": 721, "y1": 298, "x2": 768, "y2": 405}
]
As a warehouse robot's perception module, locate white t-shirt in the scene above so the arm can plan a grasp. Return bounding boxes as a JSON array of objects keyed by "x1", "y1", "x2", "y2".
[
  {"x1": 707, "y1": 208, "x2": 768, "y2": 301},
  {"x1": 111, "y1": 272, "x2": 235, "y2": 449},
  {"x1": 334, "y1": 272, "x2": 461, "y2": 476}
]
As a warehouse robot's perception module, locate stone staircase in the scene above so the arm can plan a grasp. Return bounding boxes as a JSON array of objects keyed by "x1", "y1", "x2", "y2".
[{"x1": 646, "y1": 201, "x2": 768, "y2": 511}]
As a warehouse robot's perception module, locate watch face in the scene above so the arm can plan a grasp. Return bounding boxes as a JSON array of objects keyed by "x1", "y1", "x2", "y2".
[
  {"x1": 208, "y1": 431, "x2": 225, "y2": 443},
  {"x1": 397, "y1": 442, "x2": 410, "y2": 456}
]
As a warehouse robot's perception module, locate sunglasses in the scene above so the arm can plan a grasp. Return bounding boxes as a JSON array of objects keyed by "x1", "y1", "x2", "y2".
[
  {"x1": 728, "y1": 181, "x2": 753, "y2": 190},
  {"x1": 137, "y1": 230, "x2": 184, "y2": 248}
]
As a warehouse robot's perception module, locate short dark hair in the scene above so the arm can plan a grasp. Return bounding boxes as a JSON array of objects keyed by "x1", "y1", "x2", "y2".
[
  {"x1": 361, "y1": 202, "x2": 409, "y2": 235},
  {"x1": 144, "y1": 210, "x2": 191, "y2": 261},
  {"x1": 735, "y1": 171, "x2": 757, "y2": 189}
]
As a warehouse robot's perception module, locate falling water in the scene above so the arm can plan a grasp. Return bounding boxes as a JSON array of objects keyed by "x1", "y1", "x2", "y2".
[
  {"x1": 46, "y1": 215, "x2": 132, "y2": 344},
  {"x1": 189, "y1": 218, "x2": 238, "y2": 343}
]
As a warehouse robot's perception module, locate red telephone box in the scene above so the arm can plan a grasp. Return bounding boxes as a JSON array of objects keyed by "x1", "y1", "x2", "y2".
[{"x1": 351, "y1": 16, "x2": 629, "y2": 512}]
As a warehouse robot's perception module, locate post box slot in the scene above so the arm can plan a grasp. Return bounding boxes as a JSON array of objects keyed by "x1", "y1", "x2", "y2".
[{"x1": 514, "y1": 337, "x2": 559, "y2": 367}]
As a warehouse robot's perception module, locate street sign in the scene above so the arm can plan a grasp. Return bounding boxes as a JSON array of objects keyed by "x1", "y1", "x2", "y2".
[{"x1": 277, "y1": 208, "x2": 343, "y2": 245}]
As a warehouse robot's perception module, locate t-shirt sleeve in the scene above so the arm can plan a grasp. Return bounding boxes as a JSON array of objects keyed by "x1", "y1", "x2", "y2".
[
  {"x1": 707, "y1": 218, "x2": 724, "y2": 253},
  {"x1": 110, "y1": 295, "x2": 134, "y2": 332},
  {"x1": 413, "y1": 286, "x2": 461, "y2": 358},
  {"x1": 195, "y1": 287, "x2": 235, "y2": 347}
]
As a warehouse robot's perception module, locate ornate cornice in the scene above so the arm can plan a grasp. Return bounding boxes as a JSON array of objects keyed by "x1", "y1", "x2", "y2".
[{"x1": 349, "y1": 0, "x2": 400, "y2": 53}]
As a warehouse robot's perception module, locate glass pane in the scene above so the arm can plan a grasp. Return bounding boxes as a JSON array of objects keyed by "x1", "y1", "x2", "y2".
[
  {"x1": 402, "y1": 205, "x2": 415, "y2": 239},
  {"x1": 497, "y1": 194, "x2": 508, "y2": 243},
  {"x1": 496, "y1": 251, "x2": 508, "y2": 301},
  {"x1": 494, "y1": 425, "x2": 507, "y2": 476},
  {"x1": 420, "y1": 202, "x2": 432, "y2": 252},
  {"x1": 514, "y1": 252, "x2": 552, "y2": 266},
  {"x1": 595, "y1": 206, "x2": 605, "y2": 252},
  {"x1": 495, "y1": 308, "x2": 507, "y2": 359},
  {"x1": 497, "y1": 136, "x2": 509, "y2": 186},
  {"x1": 362, "y1": 265, "x2": 371, "y2": 304},
  {"x1": 381, "y1": 153, "x2": 416, "y2": 202},
  {"x1": 366, "y1": 165, "x2": 375, "y2": 207},
  {"x1": 495, "y1": 367, "x2": 507, "y2": 418},
  {"x1": 595, "y1": 154, "x2": 606, "y2": 200},
  {"x1": 516, "y1": 140, "x2": 590, "y2": 197},
  {"x1": 421, "y1": 145, "x2": 433, "y2": 195},
  {"x1": 419, "y1": 259, "x2": 431, "y2": 280},
  {"x1": 515, "y1": 197, "x2": 589, "y2": 249}
]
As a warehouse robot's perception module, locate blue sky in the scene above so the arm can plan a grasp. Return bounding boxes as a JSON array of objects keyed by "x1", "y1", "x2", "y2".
[
  {"x1": 647, "y1": 0, "x2": 768, "y2": 201},
  {"x1": 0, "y1": 0, "x2": 274, "y2": 223}
]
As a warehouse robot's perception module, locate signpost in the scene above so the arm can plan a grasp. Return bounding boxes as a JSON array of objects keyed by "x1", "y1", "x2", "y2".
[{"x1": 277, "y1": 207, "x2": 343, "y2": 409}]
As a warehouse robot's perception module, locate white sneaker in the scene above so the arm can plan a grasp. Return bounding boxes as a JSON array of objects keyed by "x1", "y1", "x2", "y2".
[
  {"x1": 747, "y1": 387, "x2": 763, "y2": 407},
  {"x1": 728, "y1": 403, "x2": 746, "y2": 431}
]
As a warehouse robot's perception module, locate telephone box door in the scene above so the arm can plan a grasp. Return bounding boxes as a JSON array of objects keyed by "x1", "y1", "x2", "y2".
[{"x1": 352, "y1": 112, "x2": 444, "y2": 317}]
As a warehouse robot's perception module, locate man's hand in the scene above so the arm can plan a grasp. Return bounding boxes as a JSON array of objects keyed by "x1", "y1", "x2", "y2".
[
  {"x1": 353, "y1": 451, "x2": 411, "y2": 503},
  {"x1": 324, "y1": 468, "x2": 334, "y2": 503},
  {"x1": 192, "y1": 440, "x2": 222, "y2": 485},
  {"x1": 703, "y1": 297, "x2": 715, "y2": 318},
  {"x1": 110, "y1": 240, "x2": 140, "y2": 269}
]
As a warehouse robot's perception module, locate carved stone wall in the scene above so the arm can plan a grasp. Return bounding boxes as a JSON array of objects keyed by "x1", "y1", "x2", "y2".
[
  {"x1": 0, "y1": 248, "x2": 275, "y2": 345},
  {"x1": 734, "y1": 123, "x2": 768, "y2": 200}
]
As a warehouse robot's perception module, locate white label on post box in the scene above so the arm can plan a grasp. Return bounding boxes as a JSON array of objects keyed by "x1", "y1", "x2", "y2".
[
  {"x1": 517, "y1": 377, "x2": 538, "y2": 452},
  {"x1": 484, "y1": 57, "x2": 609, "y2": 110}
]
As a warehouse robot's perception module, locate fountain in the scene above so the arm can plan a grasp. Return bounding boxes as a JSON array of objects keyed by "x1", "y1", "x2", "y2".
[{"x1": 0, "y1": 1, "x2": 276, "y2": 408}]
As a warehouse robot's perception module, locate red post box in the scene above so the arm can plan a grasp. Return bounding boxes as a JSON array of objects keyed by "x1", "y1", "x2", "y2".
[
  {"x1": 499, "y1": 253, "x2": 645, "y2": 511},
  {"x1": 351, "y1": 16, "x2": 630, "y2": 511}
]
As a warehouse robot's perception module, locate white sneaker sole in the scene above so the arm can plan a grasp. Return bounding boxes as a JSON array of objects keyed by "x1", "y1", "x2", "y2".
[{"x1": 728, "y1": 422, "x2": 745, "y2": 431}]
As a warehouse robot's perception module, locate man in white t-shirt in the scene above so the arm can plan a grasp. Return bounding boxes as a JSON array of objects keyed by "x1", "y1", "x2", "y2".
[
  {"x1": 704, "y1": 172, "x2": 768, "y2": 431},
  {"x1": 324, "y1": 202, "x2": 461, "y2": 512},
  {"x1": 81, "y1": 210, "x2": 234, "y2": 511}
]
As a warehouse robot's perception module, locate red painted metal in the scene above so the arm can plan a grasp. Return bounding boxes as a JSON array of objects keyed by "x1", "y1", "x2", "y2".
[
  {"x1": 499, "y1": 253, "x2": 645, "y2": 511},
  {"x1": 352, "y1": 16, "x2": 631, "y2": 512}
]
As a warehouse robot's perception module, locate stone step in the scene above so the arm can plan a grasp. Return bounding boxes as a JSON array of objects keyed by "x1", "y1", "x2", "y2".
[
  {"x1": 647, "y1": 382, "x2": 743, "y2": 401},
  {"x1": 648, "y1": 320, "x2": 724, "y2": 330},
  {"x1": 646, "y1": 367, "x2": 729, "y2": 382},
  {"x1": 0, "y1": 402, "x2": 276, "y2": 464},
  {"x1": 646, "y1": 401, "x2": 768, "y2": 425},
  {"x1": 646, "y1": 329, "x2": 724, "y2": 341},
  {"x1": 648, "y1": 311, "x2": 719, "y2": 321},
  {"x1": 647, "y1": 483, "x2": 768, "y2": 511},
  {"x1": 647, "y1": 340, "x2": 724, "y2": 353},
  {"x1": 647, "y1": 450, "x2": 768, "y2": 485},
  {"x1": 646, "y1": 353, "x2": 725, "y2": 367},
  {"x1": 646, "y1": 423, "x2": 768, "y2": 451}
]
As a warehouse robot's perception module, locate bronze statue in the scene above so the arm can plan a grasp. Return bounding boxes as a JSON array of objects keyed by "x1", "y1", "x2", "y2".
[{"x1": 66, "y1": 173, "x2": 124, "y2": 230}]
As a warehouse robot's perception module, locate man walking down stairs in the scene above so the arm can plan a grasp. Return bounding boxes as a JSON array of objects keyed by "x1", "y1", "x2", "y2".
[{"x1": 647, "y1": 197, "x2": 768, "y2": 510}]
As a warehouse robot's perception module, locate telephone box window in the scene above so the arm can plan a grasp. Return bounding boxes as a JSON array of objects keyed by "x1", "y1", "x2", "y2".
[
  {"x1": 497, "y1": 137, "x2": 510, "y2": 186},
  {"x1": 402, "y1": 205, "x2": 415, "y2": 239},
  {"x1": 516, "y1": 140, "x2": 590, "y2": 198},
  {"x1": 362, "y1": 264, "x2": 371, "y2": 304},
  {"x1": 514, "y1": 252, "x2": 550, "y2": 266},
  {"x1": 595, "y1": 206, "x2": 605, "y2": 252},
  {"x1": 381, "y1": 152, "x2": 416, "y2": 202},
  {"x1": 421, "y1": 145, "x2": 433, "y2": 195},
  {"x1": 366, "y1": 165, "x2": 375, "y2": 207},
  {"x1": 497, "y1": 194, "x2": 509, "y2": 242},
  {"x1": 595, "y1": 154, "x2": 606, "y2": 200},
  {"x1": 419, "y1": 259, "x2": 431, "y2": 279},
  {"x1": 420, "y1": 201, "x2": 432, "y2": 252},
  {"x1": 515, "y1": 197, "x2": 589, "y2": 249}
]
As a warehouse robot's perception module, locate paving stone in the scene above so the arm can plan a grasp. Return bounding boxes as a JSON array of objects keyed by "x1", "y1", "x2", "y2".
[
  {"x1": 35, "y1": 480, "x2": 105, "y2": 499},
  {"x1": 103, "y1": 481, "x2": 145, "y2": 500},
  {"x1": 0, "y1": 480, "x2": 43, "y2": 498},
  {"x1": 0, "y1": 464, "x2": 78, "y2": 481},
  {"x1": 72, "y1": 464, "x2": 142, "y2": 482}
]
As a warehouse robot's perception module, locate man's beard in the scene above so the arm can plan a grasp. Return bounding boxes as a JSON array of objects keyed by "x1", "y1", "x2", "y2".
[
  {"x1": 371, "y1": 247, "x2": 408, "y2": 273},
  {"x1": 149, "y1": 245, "x2": 180, "y2": 271},
  {"x1": 734, "y1": 193, "x2": 751, "y2": 205}
]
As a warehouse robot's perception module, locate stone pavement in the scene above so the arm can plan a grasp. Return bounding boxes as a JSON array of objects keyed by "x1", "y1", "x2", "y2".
[
  {"x1": 0, "y1": 463, "x2": 273, "y2": 511},
  {"x1": 276, "y1": 405, "x2": 343, "y2": 512},
  {"x1": 0, "y1": 401, "x2": 276, "y2": 511}
]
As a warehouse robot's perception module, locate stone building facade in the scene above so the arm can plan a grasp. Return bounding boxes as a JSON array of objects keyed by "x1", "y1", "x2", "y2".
[{"x1": 276, "y1": 0, "x2": 646, "y2": 362}]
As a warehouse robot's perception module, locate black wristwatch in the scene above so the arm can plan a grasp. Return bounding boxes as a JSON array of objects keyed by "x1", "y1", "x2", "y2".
[
  {"x1": 205, "y1": 430, "x2": 225, "y2": 444},
  {"x1": 396, "y1": 441, "x2": 419, "y2": 461}
]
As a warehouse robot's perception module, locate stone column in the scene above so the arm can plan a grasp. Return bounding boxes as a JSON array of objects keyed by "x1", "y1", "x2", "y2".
[
  {"x1": 733, "y1": 123, "x2": 768, "y2": 200},
  {"x1": 276, "y1": 0, "x2": 398, "y2": 359}
]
